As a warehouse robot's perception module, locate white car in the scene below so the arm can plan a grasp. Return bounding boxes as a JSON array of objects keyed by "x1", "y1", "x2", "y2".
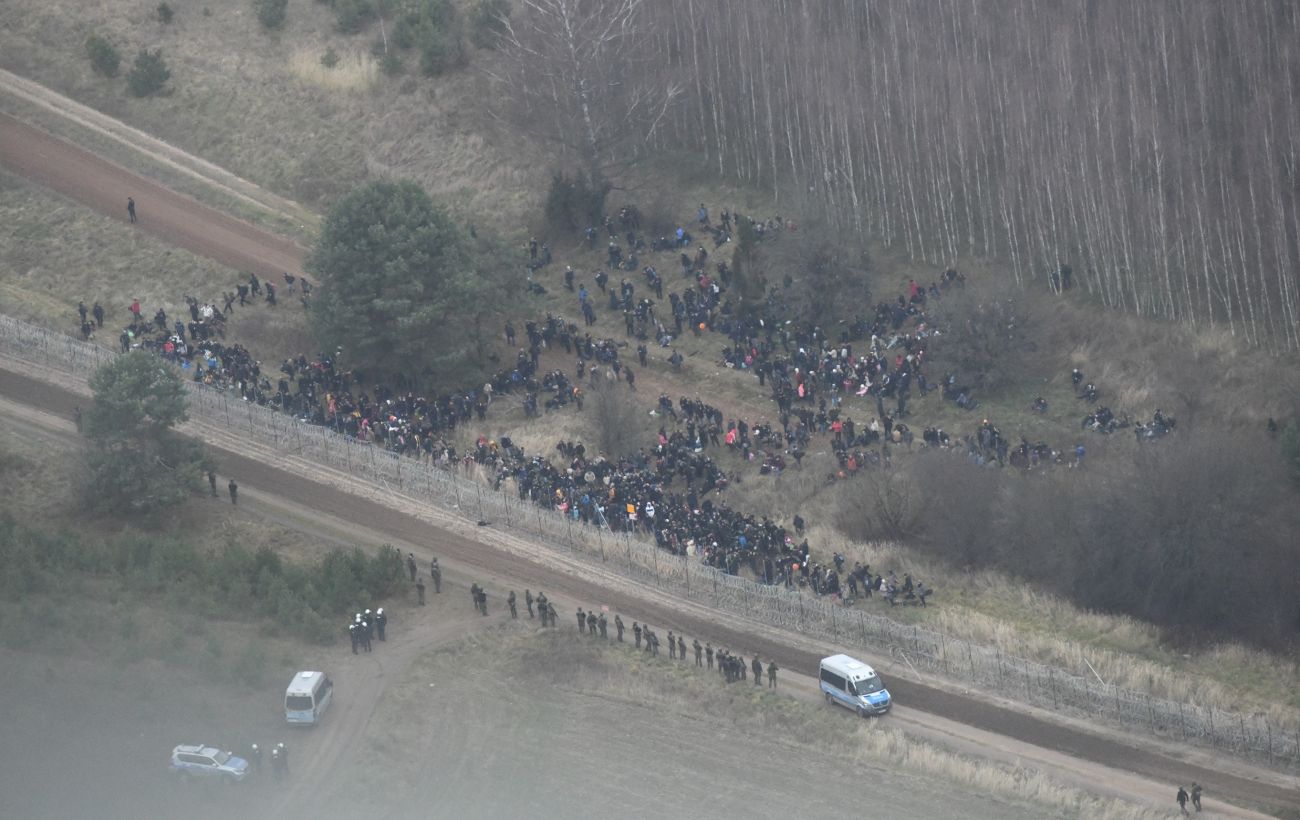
[{"x1": 170, "y1": 744, "x2": 250, "y2": 783}]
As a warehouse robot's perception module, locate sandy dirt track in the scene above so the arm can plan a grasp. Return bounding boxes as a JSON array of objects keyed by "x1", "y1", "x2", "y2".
[
  {"x1": 1, "y1": 366, "x2": 1294, "y2": 819},
  {"x1": 0, "y1": 113, "x2": 306, "y2": 282}
]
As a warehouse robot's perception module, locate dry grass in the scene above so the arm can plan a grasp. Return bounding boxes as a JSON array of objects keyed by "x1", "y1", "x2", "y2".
[
  {"x1": 287, "y1": 48, "x2": 377, "y2": 93},
  {"x1": 0, "y1": 0, "x2": 552, "y2": 218},
  {"x1": 446, "y1": 630, "x2": 1168, "y2": 820},
  {"x1": 814, "y1": 527, "x2": 1300, "y2": 722}
]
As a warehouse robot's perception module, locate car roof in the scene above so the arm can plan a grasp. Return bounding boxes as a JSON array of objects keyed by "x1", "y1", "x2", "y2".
[
  {"x1": 286, "y1": 670, "x2": 324, "y2": 695},
  {"x1": 174, "y1": 744, "x2": 218, "y2": 756},
  {"x1": 821, "y1": 653, "x2": 878, "y2": 679}
]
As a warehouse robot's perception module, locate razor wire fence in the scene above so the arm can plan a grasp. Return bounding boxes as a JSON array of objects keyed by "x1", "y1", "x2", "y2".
[{"x1": 2, "y1": 313, "x2": 1296, "y2": 768}]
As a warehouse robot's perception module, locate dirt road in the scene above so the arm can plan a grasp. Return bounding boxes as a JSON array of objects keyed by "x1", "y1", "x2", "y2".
[
  {"x1": 0, "y1": 113, "x2": 306, "y2": 283},
  {"x1": 2, "y1": 366, "x2": 1294, "y2": 817}
]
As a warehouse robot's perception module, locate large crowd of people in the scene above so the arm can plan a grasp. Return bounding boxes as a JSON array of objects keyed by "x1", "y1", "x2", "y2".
[{"x1": 75, "y1": 198, "x2": 1180, "y2": 613}]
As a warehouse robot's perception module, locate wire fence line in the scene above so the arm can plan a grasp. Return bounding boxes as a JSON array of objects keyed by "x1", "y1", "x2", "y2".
[{"x1": 2, "y1": 313, "x2": 1296, "y2": 768}]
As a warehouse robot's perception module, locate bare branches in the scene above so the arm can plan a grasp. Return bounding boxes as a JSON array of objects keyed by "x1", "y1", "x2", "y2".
[
  {"x1": 488, "y1": 0, "x2": 682, "y2": 181},
  {"x1": 627, "y1": 0, "x2": 1300, "y2": 351}
]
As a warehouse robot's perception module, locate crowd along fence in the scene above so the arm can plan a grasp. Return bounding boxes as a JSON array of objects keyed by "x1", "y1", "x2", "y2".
[{"x1": 1, "y1": 313, "x2": 1295, "y2": 768}]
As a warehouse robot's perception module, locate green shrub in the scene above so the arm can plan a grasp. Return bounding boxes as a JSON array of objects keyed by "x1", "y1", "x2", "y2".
[
  {"x1": 469, "y1": 0, "x2": 510, "y2": 49},
  {"x1": 1283, "y1": 418, "x2": 1300, "y2": 484},
  {"x1": 544, "y1": 171, "x2": 610, "y2": 234},
  {"x1": 157, "y1": 2, "x2": 175, "y2": 23},
  {"x1": 321, "y1": 46, "x2": 341, "y2": 68},
  {"x1": 0, "y1": 515, "x2": 409, "y2": 647},
  {"x1": 127, "y1": 48, "x2": 172, "y2": 97},
  {"x1": 332, "y1": 0, "x2": 374, "y2": 34},
  {"x1": 390, "y1": 0, "x2": 464, "y2": 74},
  {"x1": 85, "y1": 33, "x2": 122, "y2": 78},
  {"x1": 255, "y1": 0, "x2": 289, "y2": 31}
]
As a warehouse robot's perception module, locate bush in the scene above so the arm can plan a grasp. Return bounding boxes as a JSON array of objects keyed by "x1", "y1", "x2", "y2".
[
  {"x1": 255, "y1": 0, "x2": 288, "y2": 31},
  {"x1": 127, "y1": 48, "x2": 171, "y2": 97},
  {"x1": 544, "y1": 171, "x2": 610, "y2": 235},
  {"x1": 419, "y1": 26, "x2": 464, "y2": 76},
  {"x1": 469, "y1": 0, "x2": 510, "y2": 49},
  {"x1": 0, "y1": 515, "x2": 410, "y2": 647},
  {"x1": 381, "y1": 50, "x2": 404, "y2": 76},
  {"x1": 588, "y1": 379, "x2": 647, "y2": 459},
  {"x1": 927, "y1": 284, "x2": 1032, "y2": 394},
  {"x1": 331, "y1": 0, "x2": 374, "y2": 34},
  {"x1": 157, "y1": 2, "x2": 175, "y2": 23},
  {"x1": 1282, "y1": 418, "x2": 1300, "y2": 485},
  {"x1": 321, "y1": 47, "x2": 341, "y2": 68},
  {"x1": 85, "y1": 33, "x2": 122, "y2": 78},
  {"x1": 854, "y1": 435, "x2": 1300, "y2": 650}
]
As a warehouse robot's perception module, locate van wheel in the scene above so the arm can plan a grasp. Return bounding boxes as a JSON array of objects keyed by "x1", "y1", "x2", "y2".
[
  {"x1": 824, "y1": 692, "x2": 833, "y2": 704},
  {"x1": 857, "y1": 706, "x2": 867, "y2": 718}
]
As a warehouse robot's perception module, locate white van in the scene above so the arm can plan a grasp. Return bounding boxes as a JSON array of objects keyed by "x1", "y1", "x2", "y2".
[
  {"x1": 819, "y1": 654, "x2": 891, "y2": 716},
  {"x1": 285, "y1": 671, "x2": 333, "y2": 725}
]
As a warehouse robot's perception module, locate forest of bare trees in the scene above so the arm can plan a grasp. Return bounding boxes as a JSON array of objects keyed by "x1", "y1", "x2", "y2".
[{"x1": 524, "y1": 1, "x2": 1300, "y2": 349}]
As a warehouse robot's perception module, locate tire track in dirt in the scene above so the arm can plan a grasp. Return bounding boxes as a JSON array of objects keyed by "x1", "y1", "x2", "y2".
[{"x1": 1, "y1": 365, "x2": 1295, "y2": 817}]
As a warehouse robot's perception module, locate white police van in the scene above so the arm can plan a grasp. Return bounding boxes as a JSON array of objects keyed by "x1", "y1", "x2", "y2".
[
  {"x1": 285, "y1": 670, "x2": 333, "y2": 725},
  {"x1": 819, "y1": 654, "x2": 892, "y2": 716}
]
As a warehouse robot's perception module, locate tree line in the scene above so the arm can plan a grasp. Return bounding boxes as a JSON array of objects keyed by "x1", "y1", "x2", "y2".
[
  {"x1": 838, "y1": 433, "x2": 1300, "y2": 649},
  {"x1": 497, "y1": 0, "x2": 1300, "y2": 350}
]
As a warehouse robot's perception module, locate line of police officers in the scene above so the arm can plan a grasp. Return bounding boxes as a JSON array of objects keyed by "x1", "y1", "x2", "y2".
[{"x1": 367, "y1": 555, "x2": 783, "y2": 690}]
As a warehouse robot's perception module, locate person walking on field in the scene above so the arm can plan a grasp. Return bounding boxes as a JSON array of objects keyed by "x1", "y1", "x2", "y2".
[
  {"x1": 1190, "y1": 783, "x2": 1202, "y2": 812},
  {"x1": 127, "y1": 197, "x2": 136, "y2": 223},
  {"x1": 228, "y1": 479, "x2": 238, "y2": 505},
  {"x1": 1176, "y1": 786, "x2": 1190, "y2": 816}
]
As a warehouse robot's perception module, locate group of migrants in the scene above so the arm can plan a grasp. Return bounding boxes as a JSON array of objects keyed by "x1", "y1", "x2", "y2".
[{"x1": 78, "y1": 198, "x2": 1198, "y2": 616}]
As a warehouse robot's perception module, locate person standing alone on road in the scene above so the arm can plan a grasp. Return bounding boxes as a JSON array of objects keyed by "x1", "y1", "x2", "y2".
[{"x1": 127, "y1": 197, "x2": 136, "y2": 223}]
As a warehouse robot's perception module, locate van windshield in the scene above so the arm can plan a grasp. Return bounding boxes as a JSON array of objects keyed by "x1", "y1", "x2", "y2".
[
  {"x1": 850, "y1": 675, "x2": 884, "y2": 695},
  {"x1": 286, "y1": 694, "x2": 314, "y2": 711},
  {"x1": 213, "y1": 750, "x2": 231, "y2": 765}
]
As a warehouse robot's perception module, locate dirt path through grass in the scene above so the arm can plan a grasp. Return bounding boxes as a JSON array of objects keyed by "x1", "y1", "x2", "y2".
[
  {"x1": 0, "y1": 68, "x2": 317, "y2": 230},
  {"x1": 0, "y1": 113, "x2": 307, "y2": 283}
]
